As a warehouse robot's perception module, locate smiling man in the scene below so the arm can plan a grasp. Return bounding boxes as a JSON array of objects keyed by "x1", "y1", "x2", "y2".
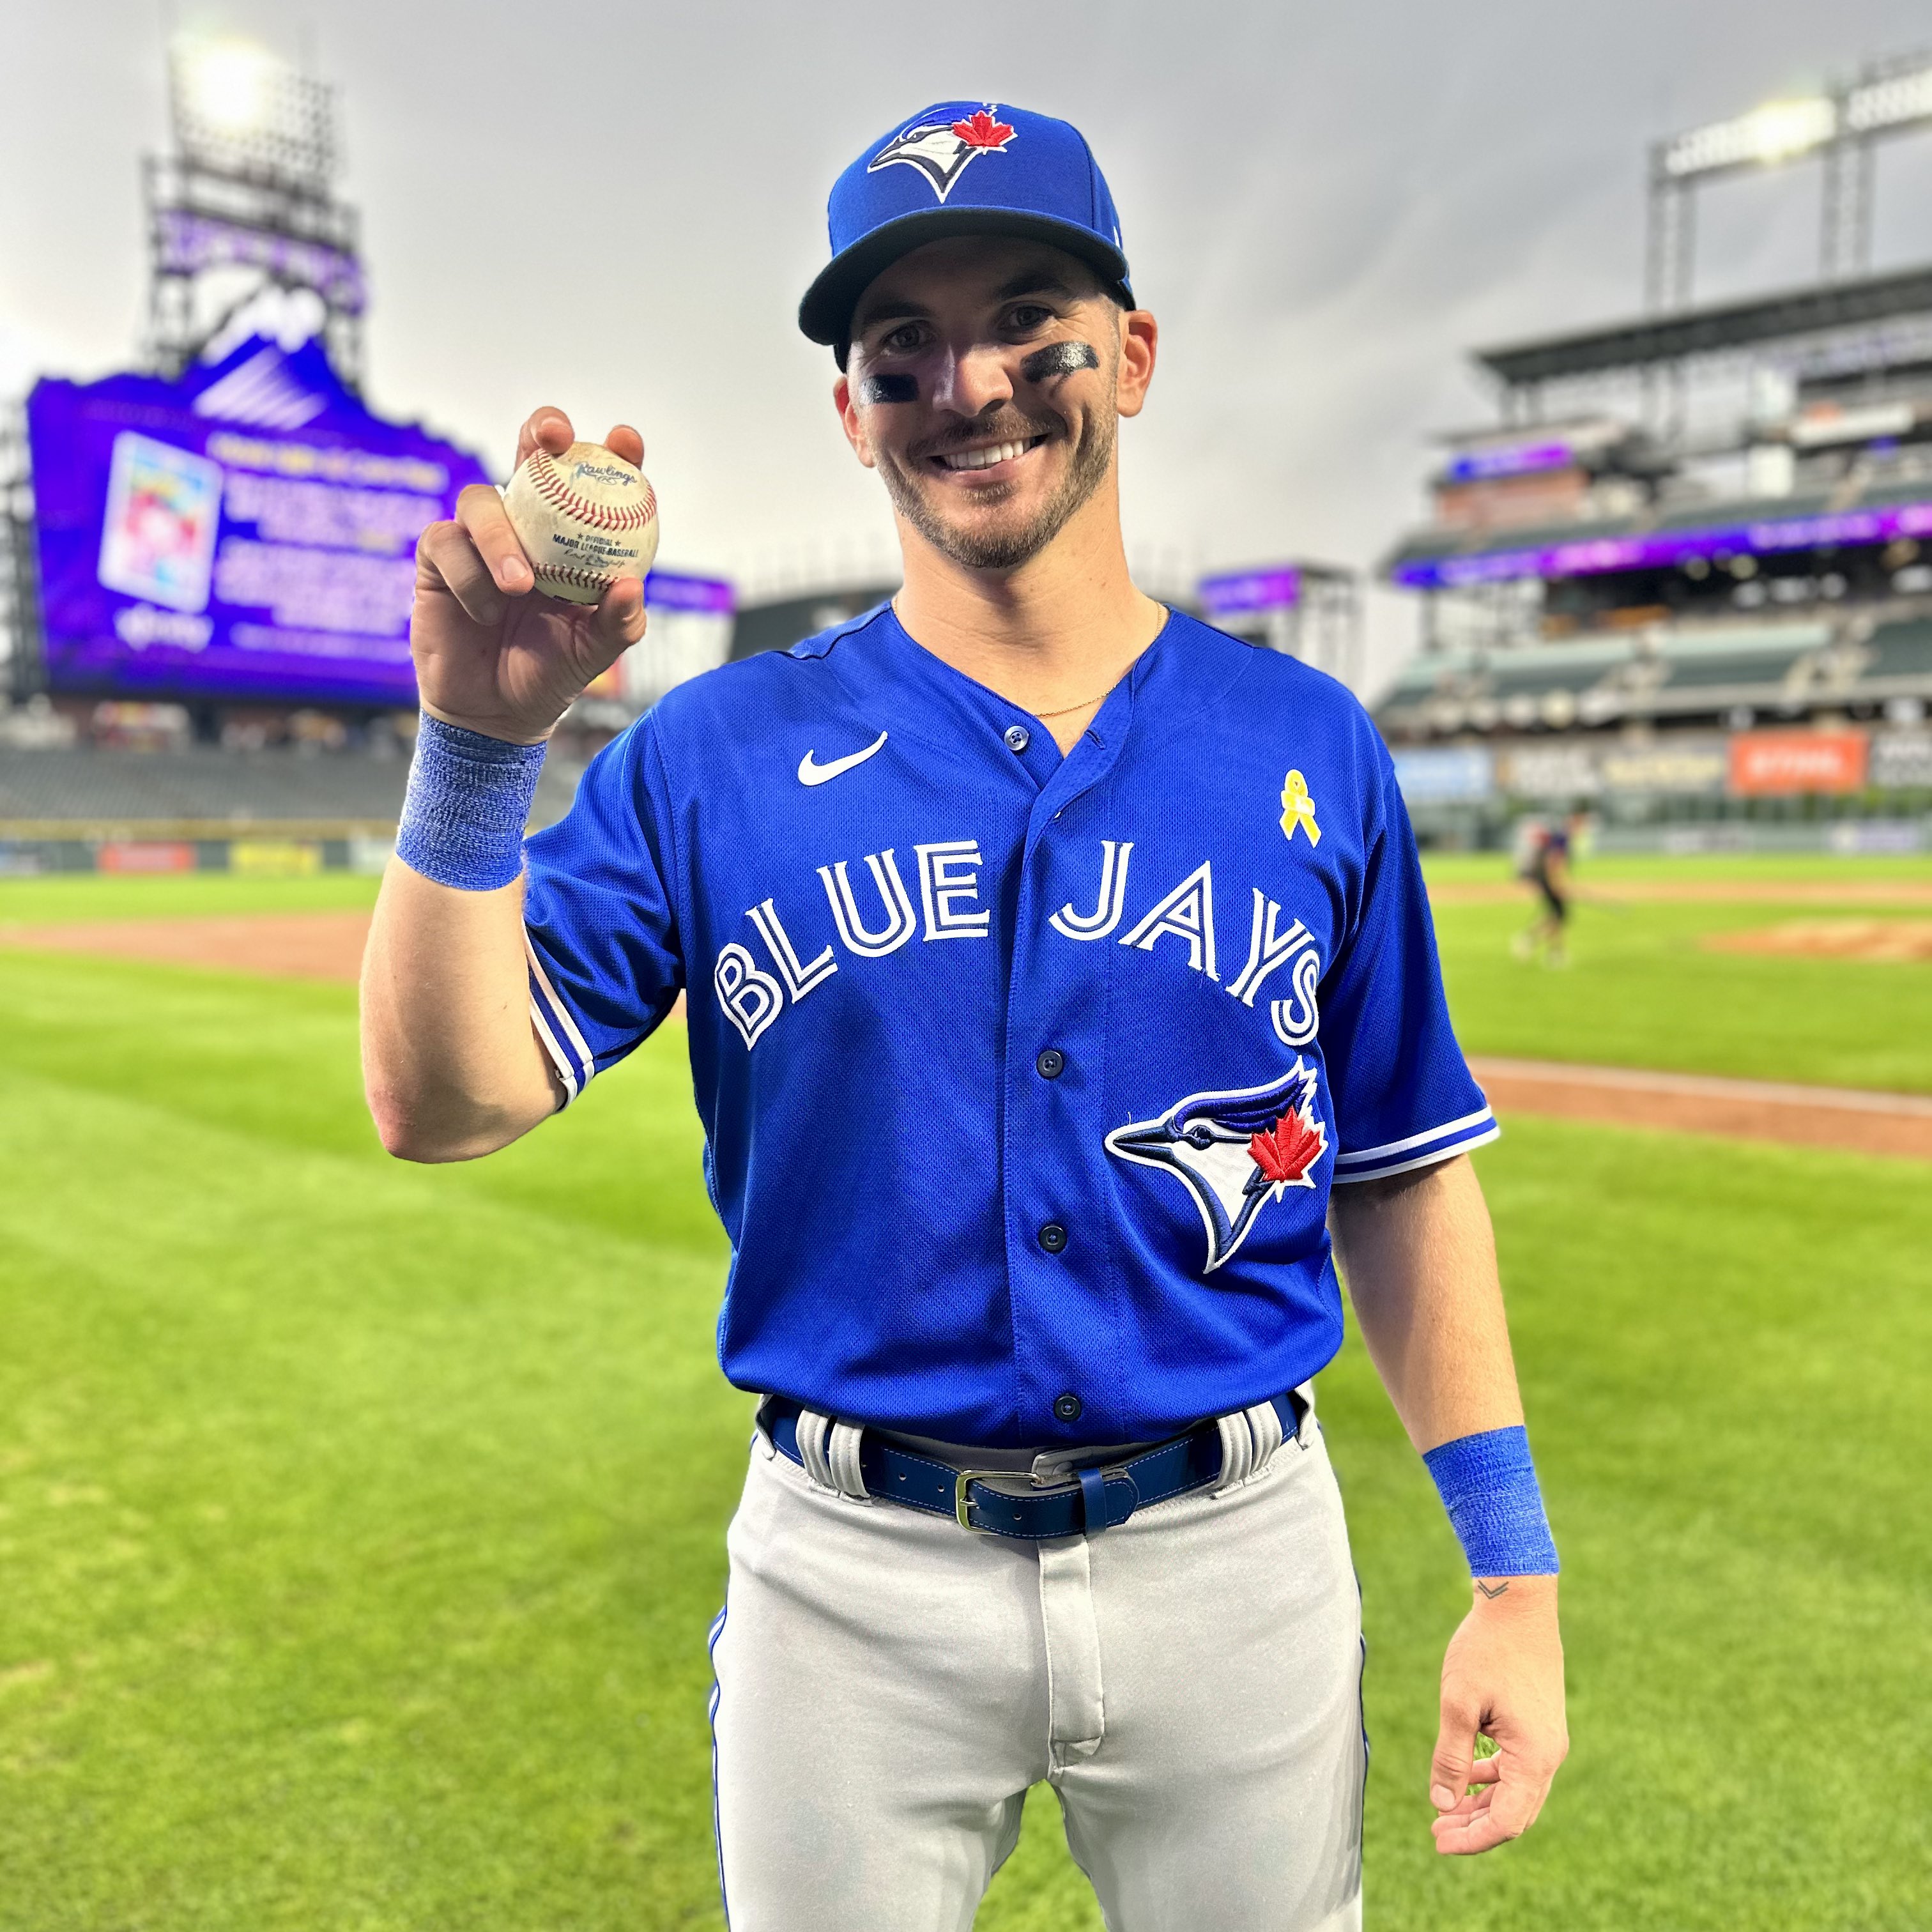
[{"x1": 361, "y1": 100, "x2": 1567, "y2": 1931}]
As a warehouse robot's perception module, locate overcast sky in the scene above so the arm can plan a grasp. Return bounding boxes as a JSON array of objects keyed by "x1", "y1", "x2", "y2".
[{"x1": 6, "y1": 0, "x2": 1932, "y2": 689}]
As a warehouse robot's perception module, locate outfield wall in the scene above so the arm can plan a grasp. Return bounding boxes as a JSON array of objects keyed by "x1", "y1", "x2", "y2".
[
  {"x1": 0, "y1": 831, "x2": 394, "y2": 877},
  {"x1": 1398, "y1": 723, "x2": 1932, "y2": 850}
]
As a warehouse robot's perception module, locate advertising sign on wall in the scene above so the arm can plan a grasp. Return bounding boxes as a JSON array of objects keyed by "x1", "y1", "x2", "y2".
[
  {"x1": 1390, "y1": 745, "x2": 1494, "y2": 806},
  {"x1": 1728, "y1": 730, "x2": 1869, "y2": 796},
  {"x1": 1600, "y1": 740, "x2": 1728, "y2": 796},
  {"x1": 28, "y1": 337, "x2": 489, "y2": 706},
  {"x1": 1871, "y1": 731, "x2": 1932, "y2": 791},
  {"x1": 1500, "y1": 741, "x2": 1601, "y2": 799}
]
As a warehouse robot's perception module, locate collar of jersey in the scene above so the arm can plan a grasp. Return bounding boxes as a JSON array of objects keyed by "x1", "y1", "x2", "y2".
[{"x1": 790, "y1": 600, "x2": 1177, "y2": 786}]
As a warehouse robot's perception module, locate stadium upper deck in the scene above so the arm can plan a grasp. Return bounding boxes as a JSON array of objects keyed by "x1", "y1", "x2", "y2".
[{"x1": 1377, "y1": 52, "x2": 1932, "y2": 847}]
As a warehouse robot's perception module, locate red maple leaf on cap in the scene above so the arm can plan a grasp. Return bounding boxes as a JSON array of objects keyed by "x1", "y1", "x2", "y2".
[
  {"x1": 953, "y1": 109, "x2": 1016, "y2": 150},
  {"x1": 1249, "y1": 1111, "x2": 1326, "y2": 1187}
]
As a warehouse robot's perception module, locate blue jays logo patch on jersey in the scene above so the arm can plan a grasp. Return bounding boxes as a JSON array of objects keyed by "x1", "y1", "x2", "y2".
[
  {"x1": 868, "y1": 107, "x2": 1017, "y2": 203},
  {"x1": 1106, "y1": 1060, "x2": 1328, "y2": 1274}
]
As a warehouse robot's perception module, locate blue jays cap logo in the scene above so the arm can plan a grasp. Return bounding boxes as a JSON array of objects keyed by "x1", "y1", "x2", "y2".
[
  {"x1": 868, "y1": 105, "x2": 1018, "y2": 203},
  {"x1": 1106, "y1": 1061, "x2": 1328, "y2": 1273}
]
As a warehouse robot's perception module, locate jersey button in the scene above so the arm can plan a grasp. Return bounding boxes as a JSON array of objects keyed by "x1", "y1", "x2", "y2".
[
  {"x1": 1004, "y1": 723, "x2": 1031, "y2": 753},
  {"x1": 1038, "y1": 1221, "x2": 1068, "y2": 1254},
  {"x1": 1036, "y1": 1048, "x2": 1065, "y2": 1080},
  {"x1": 1053, "y1": 1392, "x2": 1084, "y2": 1423}
]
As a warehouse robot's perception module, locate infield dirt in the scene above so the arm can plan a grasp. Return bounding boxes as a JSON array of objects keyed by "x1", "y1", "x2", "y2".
[
  {"x1": 1704, "y1": 917, "x2": 1932, "y2": 963},
  {"x1": 1429, "y1": 878, "x2": 1932, "y2": 905},
  {"x1": 0, "y1": 910, "x2": 372, "y2": 981}
]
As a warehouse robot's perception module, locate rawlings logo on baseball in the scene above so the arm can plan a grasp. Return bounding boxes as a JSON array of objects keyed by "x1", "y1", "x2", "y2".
[{"x1": 502, "y1": 441, "x2": 660, "y2": 606}]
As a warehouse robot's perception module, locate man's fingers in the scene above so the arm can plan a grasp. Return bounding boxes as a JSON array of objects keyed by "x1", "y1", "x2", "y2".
[
  {"x1": 513, "y1": 406, "x2": 576, "y2": 469},
  {"x1": 590, "y1": 577, "x2": 648, "y2": 657},
  {"x1": 1478, "y1": 1759, "x2": 1549, "y2": 1841},
  {"x1": 1429, "y1": 1700, "x2": 1478, "y2": 1812},
  {"x1": 454, "y1": 484, "x2": 533, "y2": 595},
  {"x1": 604, "y1": 423, "x2": 644, "y2": 467},
  {"x1": 418, "y1": 518, "x2": 507, "y2": 625},
  {"x1": 1432, "y1": 1807, "x2": 1516, "y2": 1855},
  {"x1": 1429, "y1": 1756, "x2": 1554, "y2": 1856}
]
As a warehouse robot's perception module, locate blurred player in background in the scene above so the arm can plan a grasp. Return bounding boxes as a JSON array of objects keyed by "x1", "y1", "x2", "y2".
[{"x1": 1514, "y1": 811, "x2": 1589, "y2": 966}]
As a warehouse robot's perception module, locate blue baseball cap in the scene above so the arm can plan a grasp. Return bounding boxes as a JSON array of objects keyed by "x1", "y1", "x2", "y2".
[{"x1": 799, "y1": 101, "x2": 1133, "y2": 357}]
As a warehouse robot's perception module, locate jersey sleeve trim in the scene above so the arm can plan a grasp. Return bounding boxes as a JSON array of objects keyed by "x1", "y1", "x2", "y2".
[
  {"x1": 525, "y1": 931, "x2": 596, "y2": 1104},
  {"x1": 1330, "y1": 1107, "x2": 1499, "y2": 1184}
]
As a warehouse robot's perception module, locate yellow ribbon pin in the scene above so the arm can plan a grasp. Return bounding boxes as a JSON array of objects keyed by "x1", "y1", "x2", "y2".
[{"x1": 1280, "y1": 769, "x2": 1321, "y2": 846}]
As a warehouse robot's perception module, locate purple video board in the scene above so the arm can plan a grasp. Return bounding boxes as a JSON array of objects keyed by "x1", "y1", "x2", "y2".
[
  {"x1": 27, "y1": 336, "x2": 490, "y2": 705},
  {"x1": 643, "y1": 571, "x2": 735, "y2": 615},
  {"x1": 1440, "y1": 440, "x2": 1573, "y2": 484},
  {"x1": 1198, "y1": 565, "x2": 1301, "y2": 617}
]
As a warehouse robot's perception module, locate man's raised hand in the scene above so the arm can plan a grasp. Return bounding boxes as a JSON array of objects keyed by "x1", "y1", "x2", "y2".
[{"x1": 411, "y1": 408, "x2": 648, "y2": 744}]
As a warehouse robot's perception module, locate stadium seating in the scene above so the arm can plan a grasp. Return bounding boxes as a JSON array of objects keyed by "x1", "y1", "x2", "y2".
[
  {"x1": 0, "y1": 740, "x2": 597, "y2": 835},
  {"x1": 0, "y1": 746, "x2": 408, "y2": 826},
  {"x1": 1864, "y1": 617, "x2": 1932, "y2": 680}
]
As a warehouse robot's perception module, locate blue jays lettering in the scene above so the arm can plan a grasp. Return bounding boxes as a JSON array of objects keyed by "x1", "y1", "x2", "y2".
[{"x1": 711, "y1": 837, "x2": 1323, "y2": 1057}]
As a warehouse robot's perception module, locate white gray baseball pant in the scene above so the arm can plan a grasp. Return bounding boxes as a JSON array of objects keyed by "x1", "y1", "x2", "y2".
[{"x1": 707, "y1": 1395, "x2": 1367, "y2": 1931}]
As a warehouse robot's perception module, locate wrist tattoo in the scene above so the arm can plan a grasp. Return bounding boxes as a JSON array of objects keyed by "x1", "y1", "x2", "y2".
[{"x1": 1474, "y1": 1579, "x2": 1510, "y2": 1600}]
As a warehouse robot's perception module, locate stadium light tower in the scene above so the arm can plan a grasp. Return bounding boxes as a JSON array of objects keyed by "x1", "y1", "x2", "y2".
[
  {"x1": 1646, "y1": 49, "x2": 1932, "y2": 310},
  {"x1": 144, "y1": 37, "x2": 365, "y2": 383}
]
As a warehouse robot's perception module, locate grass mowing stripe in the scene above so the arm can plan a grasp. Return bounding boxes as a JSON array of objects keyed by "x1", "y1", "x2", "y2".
[
  {"x1": 0, "y1": 1059, "x2": 744, "y2": 1931},
  {"x1": 0, "y1": 872, "x2": 383, "y2": 926}
]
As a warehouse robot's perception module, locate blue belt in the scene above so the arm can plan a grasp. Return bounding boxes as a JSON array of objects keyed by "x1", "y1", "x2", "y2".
[{"x1": 762, "y1": 1392, "x2": 1305, "y2": 1540}]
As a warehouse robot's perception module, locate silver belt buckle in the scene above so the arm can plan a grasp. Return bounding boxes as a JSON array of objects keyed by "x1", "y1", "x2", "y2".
[{"x1": 953, "y1": 1468, "x2": 1009, "y2": 1531}]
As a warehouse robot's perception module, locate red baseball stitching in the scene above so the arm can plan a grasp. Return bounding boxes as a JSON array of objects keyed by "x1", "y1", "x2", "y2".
[
  {"x1": 533, "y1": 560, "x2": 626, "y2": 590},
  {"x1": 525, "y1": 448, "x2": 657, "y2": 533}
]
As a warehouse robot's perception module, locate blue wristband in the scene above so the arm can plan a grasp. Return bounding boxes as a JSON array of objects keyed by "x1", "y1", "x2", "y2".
[
  {"x1": 395, "y1": 713, "x2": 546, "y2": 891},
  {"x1": 1422, "y1": 1425, "x2": 1560, "y2": 1577}
]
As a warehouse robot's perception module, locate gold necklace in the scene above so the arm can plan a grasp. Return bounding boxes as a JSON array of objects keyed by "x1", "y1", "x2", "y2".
[{"x1": 1031, "y1": 689, "x2": 1114, "y2": 719}]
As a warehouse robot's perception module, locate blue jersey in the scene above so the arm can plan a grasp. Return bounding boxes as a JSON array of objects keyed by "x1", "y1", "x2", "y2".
[{"x1": 522, "y1": 606, "x2": 1494, "y2": 1448}]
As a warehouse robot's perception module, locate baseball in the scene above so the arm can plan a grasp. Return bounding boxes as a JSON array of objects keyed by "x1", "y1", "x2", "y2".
[{"x1": 502, "y1": 440, "x2": 660, "y2": 606}]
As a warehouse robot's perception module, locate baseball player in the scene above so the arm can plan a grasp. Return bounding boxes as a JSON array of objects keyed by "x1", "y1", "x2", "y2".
[
  {"x1": 1515, "y1": 811, "x2": 1587, "y2": 966},
  {"x1": 362, "y1": 100, "x2": 1567, "y2": 1931}
]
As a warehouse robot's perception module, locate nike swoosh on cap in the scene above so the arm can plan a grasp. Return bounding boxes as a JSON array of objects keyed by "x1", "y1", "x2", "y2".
[{"x1": 797, "y1": 731, "x2": 888, "y2": 786}]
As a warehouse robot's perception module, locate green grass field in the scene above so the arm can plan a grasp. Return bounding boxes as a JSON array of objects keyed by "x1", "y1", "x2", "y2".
[{"x1": 2, "y1": 863, "x2": 1929, "y2": 1929}]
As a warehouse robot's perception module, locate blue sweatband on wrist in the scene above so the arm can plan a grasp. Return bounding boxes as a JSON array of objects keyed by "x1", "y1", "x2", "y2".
[
  {"x1": 1422, "y1": 1425, "x2": 1560, "y2": 1577},
  {"x1": 395, "y1": 713, "x2": 546, "y2": 891}
]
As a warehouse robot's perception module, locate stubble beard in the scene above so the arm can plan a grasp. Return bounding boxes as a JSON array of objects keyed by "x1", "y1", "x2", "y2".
[{"x1": 878, "y1": 403, "x2": 1118, "y2": 572}]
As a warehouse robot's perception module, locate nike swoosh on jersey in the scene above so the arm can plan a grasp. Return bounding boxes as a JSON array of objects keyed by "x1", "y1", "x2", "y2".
[{"x1": 797, "y1": 731, "x2": 888, "y2": 786}]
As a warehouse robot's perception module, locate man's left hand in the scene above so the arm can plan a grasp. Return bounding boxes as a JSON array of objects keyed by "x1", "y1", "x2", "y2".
[{"x1": 1429, "y1": 1574, "x2": 1568, "y2": 1855}]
